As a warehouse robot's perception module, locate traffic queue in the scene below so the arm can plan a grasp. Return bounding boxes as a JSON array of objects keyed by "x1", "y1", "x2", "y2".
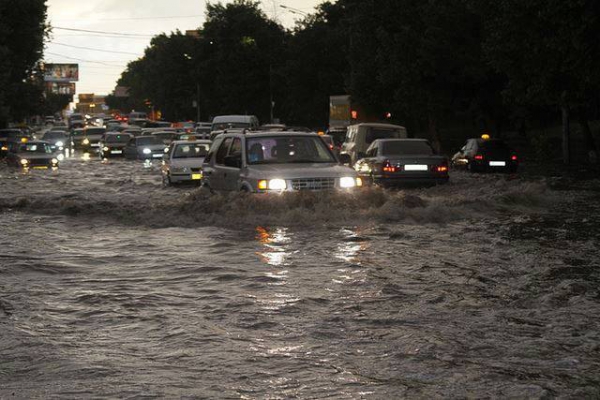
[{"x1": 1, "y1": 115, "x2": 520, "y2": 190}]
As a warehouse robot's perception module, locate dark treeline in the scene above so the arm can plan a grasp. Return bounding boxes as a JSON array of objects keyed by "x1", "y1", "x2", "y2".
[
  {"x1": 108, "y1": 0, "x2": 600, "y2": 159},
  {"x1": 0, "y1": 0, "x2": 48, "y2": 128}
]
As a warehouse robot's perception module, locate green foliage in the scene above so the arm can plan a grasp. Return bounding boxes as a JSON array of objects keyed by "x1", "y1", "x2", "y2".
[{"x1": 0, "y1": 0, "x2": 47, "y2": 127}]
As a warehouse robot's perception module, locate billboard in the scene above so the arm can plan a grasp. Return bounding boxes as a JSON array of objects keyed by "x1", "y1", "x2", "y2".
[
  {"x1": 78, "y1": 93, "x2": 94, "y2": 103},
  {"x1": 45, "y1": 82, "x2": 76, "y2": 95},
  {"x1": 113, "y1": 86, "x2": 130, "y2": 98},
  {"x1": 44, "y1": 63, "x2": 79, "y2": 82}
]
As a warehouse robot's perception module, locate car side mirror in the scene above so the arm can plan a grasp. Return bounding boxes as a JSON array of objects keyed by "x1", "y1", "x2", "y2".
[
  {"x1": 224, "y1": 155, "x2": 241, "y2": 168},
  {"x1": 339, "y1": 153, "x2": 351, "y2": 165}
]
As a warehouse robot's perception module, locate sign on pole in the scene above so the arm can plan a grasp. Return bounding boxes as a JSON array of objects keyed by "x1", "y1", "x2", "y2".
[{"x1": 44, "y1": 64, "x2": 79, "y2": 82}]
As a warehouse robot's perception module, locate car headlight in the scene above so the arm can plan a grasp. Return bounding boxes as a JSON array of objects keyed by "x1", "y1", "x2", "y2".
[
  {"x1": 51, "y1": 158, "x2": 59, "y2": 165},
  {"x1": 340, "y1": 176, "x2": 357, "y2": 188},
  {"x1": 102, "y1": 146, "x2": 109, "y2": 151},
  {"x1": 258, "y1": 179, "x2": 287, "y2": 190},
  {"x1": 20, "y1": 159, "x2": 29, "y2": 165},
  {"x1": 55, "y1": 141, "x2": 64, "y2": 147},
  {"x1": 143, "y1": 148, "x2": 151, "y2": 154},
  {"x1": 82, "y1": 138, "x2": 90, "y2": 145}
]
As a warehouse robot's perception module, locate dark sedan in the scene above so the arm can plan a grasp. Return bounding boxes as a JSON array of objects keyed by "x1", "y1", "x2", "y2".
[
  {"x1": 99, "y1": 133, "x2": 133, "y2": 158},
  {"x1": 451, "y1": 137, "x2": 518, "y2": 173},
  {"x1": 5, "y1": 140, "x2": 59, "y2": 170},
  {"x1": 123, "y1": 136, "x2": 167, "y2": 160},
  {"x1": 354, "y1": 138, "x2": 449, "y2": 186}
]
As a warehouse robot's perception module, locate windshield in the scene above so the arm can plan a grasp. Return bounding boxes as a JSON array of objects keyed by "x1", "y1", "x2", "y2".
[
  {"x1": 43, "y1": 132, "x2": 67, "y2": 140},
  {"x1": 0, "y1": 130, "x2": 22, "y2": 139},
  {"x1": 173, "y1": 143, "x2": 209, "y2": 158},
  {"x1": 136, "y1": 137, "x2": 163, "y2": 146},
  {"x1": 246, "y1": 135, "x2": 336, "y2": 165},
  {"x1": 85, "y1": 128, "x2": 106, "y2": 135},
  {"x1": 106, "y1": 135, "x2": 130, "y2": 143},
  {"x1": 72, "y1": 129, "x2": 85, "y2": 136},
  {"x1": 381, "y1": 140, "x2": 434, "y2": 156},
  {"x1": 18, "y1": 143, "x2": 52, "y2": 154},
  {"x1": 212, "y1": 122, "x2": 250, "y2": 131},
  {"x1": 480, "y1": 140, "x2": 509, "y2": 150}
]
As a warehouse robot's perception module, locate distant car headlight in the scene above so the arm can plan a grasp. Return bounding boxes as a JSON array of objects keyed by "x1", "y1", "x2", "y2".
[
  {"x1": 340, "y1": 176, "x2": 357, "y2": 188},
  {"x1": 103, "y1": 146, "x2": 110, "y2": 151},
  {"x1": 82, "y1": 138, "x2": 90, "y2": 145},
  {"x1": 143, "y1": 148, "x2": 151, "y2": 154},
  {"x1": 20, "y1": 159, "x2": 29, "y2": 165},
  {"x1": 55, "y1": 141, "x2": 64, "y2": 147},
  {"x1": 51, "y1": 158, "x2": 59, "y2": 165}
]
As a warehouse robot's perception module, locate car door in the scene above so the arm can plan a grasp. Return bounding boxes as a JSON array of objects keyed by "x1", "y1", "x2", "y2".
[
  {"x1": 210, "y1": 137, "x2": 233, "y2": 191},
  {"x1": 222, "y1": 137, "x2": 242, "y2": 191}
]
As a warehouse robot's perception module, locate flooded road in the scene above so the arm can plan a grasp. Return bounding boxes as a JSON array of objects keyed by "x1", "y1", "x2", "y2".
[{"x1": 1, "y1": 155, "x2": 599, "y2": 398}]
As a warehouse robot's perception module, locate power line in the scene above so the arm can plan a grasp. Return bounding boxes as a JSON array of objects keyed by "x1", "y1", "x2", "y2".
[
  {"x1": 52, "y1": 14, "x2": 204, "y2": 22},
  {"x1": 49, "y1": 41, "x2": 141, "y2": 56},
  {"x1": 52, "y1": 34, "x2": 151, "y2": 41},
  {"x1": 45, "y1": 52, "x2": 128, "y2": 67},
  {"x1": 52, "y1": 26, "x2": 154, "y2": 37}
]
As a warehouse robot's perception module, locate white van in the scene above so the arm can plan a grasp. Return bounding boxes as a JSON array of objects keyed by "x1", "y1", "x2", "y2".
[{"x1": 341, "y1": 123, "x2": 407, "y2": 165}]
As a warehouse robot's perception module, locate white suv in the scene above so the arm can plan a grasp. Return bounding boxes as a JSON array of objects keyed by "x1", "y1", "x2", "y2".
[{"x1": 202, "y1": 131, "x2": 362, "y2": 193}]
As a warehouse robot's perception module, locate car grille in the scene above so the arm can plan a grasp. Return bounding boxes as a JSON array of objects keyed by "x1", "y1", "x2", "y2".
[
  {"x1": 27, "y1": 159, "x2": 50, "y2": 166},
  {"x1": 191, "y1": 168, "x2": 202, "y2": 173},
  {"x1": 291, "y1": 178, "x2": 336, "y2": 191}
]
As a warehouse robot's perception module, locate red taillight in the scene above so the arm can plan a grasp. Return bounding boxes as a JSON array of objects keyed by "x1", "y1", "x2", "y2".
[
  {"x1": 436, "y1": 165, "x2": 448, "y2": 172},
  {"x1": 382, "y1": 160, "x2": 399, "y2": 173},
  {"x1": 511, "y1": 155, "x2": 518, "y2": 161},
  {"x1": 474, "y1": 154, "x2": 484, "y2": 161},
  {"x1": 329, "y1": 144, "x2": 334, "y2": 150}
]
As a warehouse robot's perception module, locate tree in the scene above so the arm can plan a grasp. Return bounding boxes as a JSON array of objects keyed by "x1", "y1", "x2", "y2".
[
  {"x1": 0, "y1": 0, "x2": 47, "y2": 127},
  {"x1": 481, "y1": 0, "x2": 600, "y2": 163}
]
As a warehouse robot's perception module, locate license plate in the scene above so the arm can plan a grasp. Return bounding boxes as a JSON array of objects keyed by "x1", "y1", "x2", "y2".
[
  {"x1": 192, "y1": 173, "x2": 202, "y2": 180},
  {"x1": 91, "y1": 143, "x2": 100, "y2": 147},
  {"x1": 33, "y1": 166, "x2": 48, "y2": 170},
  {"x1": 404, "y1": 164, "x2": 428, "y2": 171},
  {"x1": 489, "y1": 161, "x2": 506, "y2": 167},
  {"x1": 152, "y1": 154, "x2": 163, "y2": 158},
  {"x1": 111, "y1": 150, "x2": 123, "y2": 154}
]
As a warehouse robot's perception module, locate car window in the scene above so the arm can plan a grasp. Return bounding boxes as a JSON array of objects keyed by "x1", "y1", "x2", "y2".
[
  {"x1": 215, "y1": 137, "x2": 233, "y2": 165},
  {"x1": 106, "y1": 135, "x2": 131, "y2": 143},
  {"x1": 136, "y1": 136, "x2": 163, "y2": 146},
  {"x1": 246, "y1": 135, "x2": 336, "y2": 164},
  {"x1": 173, "y1": 143, "x2": 209, "y2": 158},
  {"x1": 229, "y1": 138, "x2": 242, "y2": 156},
  {"x1": 365, "y1": 128, "x2": 403, "y2": 144},
  {"x1": 381, "y1": 141, "x2": 434, "y2": 156},
  {"x1": 18, "y1": 143, "x2": 52, "y2": 154}
]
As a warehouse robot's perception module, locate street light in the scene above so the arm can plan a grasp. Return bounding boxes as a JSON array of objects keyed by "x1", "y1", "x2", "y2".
[{"x1": 279, "y1": 5, "x2": 308, "y2": 17}]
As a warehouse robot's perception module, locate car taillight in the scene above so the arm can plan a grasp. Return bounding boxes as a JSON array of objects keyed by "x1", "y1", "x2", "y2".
[
  {"x1": 382, "y1": 160, "x2": 399, "y2": 172},
  {"x1": 511, "y1": 155, "x2": 518, "y2": 161},
  {"x1": 474, "y1": 154, "x2": 484, "y2": 161},
  {"x1": 436, "y1": 165, "x2": 448, "y2": 172}
]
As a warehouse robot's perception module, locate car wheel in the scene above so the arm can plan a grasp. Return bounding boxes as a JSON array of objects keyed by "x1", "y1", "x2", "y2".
[{"x1": 162, "y1": 173, "x2": 171, "y2": 187}]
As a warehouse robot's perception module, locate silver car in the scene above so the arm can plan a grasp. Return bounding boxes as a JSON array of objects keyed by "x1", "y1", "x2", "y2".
[
  {"x1": 162, "y1": 140, "x2": 211, "y2": 185},
  {"x1": 202, "y1": 132, "x2": 362, "y2": 193},
  {"x1": 123, "y1": 136, "x2": 167, "y2": 160}
]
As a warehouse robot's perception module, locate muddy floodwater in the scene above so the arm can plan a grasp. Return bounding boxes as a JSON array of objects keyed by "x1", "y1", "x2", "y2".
[{"x1": 1, "y1": 155, "x2": 599, "y2": 398}]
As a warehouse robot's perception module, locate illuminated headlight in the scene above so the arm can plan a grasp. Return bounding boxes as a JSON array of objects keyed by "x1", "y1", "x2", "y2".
[
  {"x1": 103, "y1": 146, "x2": 109, "y2": 151},
  {"x1": 20, "y1": 159, "x2": 29, "y2": 165},
  {"x1": 164, "y1": 147, "x2": 169, "y2": 153},
  {"x1": 55, "y1": 141, "x2": 64, "y2": 147},
  {"x1": 258, "y1": 179, "x2": 286, "y2": 190},
  {"x1": 143, "y1": 148, "x2": 151, "y2": 154},
  {"x1": 51, "y1": 158, "x2": 59, "y2": 165},
  {"x1": 340, "y1": 176, "x2": 357, "y2": 188},
  {"x1": 82, "y1": 138, "x2": 90, "y2": 145}
]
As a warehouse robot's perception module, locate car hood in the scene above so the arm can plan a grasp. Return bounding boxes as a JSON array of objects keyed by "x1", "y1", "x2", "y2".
[
  {"x1": 17, "y1": 154, "x2": 55, "y2": 161},
  {"x1": 246, "y1": 163, "x2": 356, "y2": 179},
  {"x1": 103, "y1": 142, "x2": 128, "y2": 149},
  {"x1": 137, "y1": 144, "x2": 165, "y2": 152},
  {"x1": 170, "y1": 158, "x2": 206, "y2": 168}
]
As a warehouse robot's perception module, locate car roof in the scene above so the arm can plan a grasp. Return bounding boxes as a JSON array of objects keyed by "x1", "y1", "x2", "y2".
[
  {"x1": 212, "y1": 115, "x2": 256, "y2": 123},
  {"x1": 349, "y1": 122, "x2": 406, "y2": 129},
  {"x1": 374, "y1": 138, "x2": 428, "y2": 142},
  {"x1": 242, "y1": 131, "x2": 319, "y2": 138},
  {"x1": 171, "y1": 139, "x2": 211, "y2": 145}
]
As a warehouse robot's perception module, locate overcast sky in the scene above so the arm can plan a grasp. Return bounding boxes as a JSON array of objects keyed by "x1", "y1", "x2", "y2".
[{"x1": 45, "y1": 0, "x2": 324, "y2": 98}]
